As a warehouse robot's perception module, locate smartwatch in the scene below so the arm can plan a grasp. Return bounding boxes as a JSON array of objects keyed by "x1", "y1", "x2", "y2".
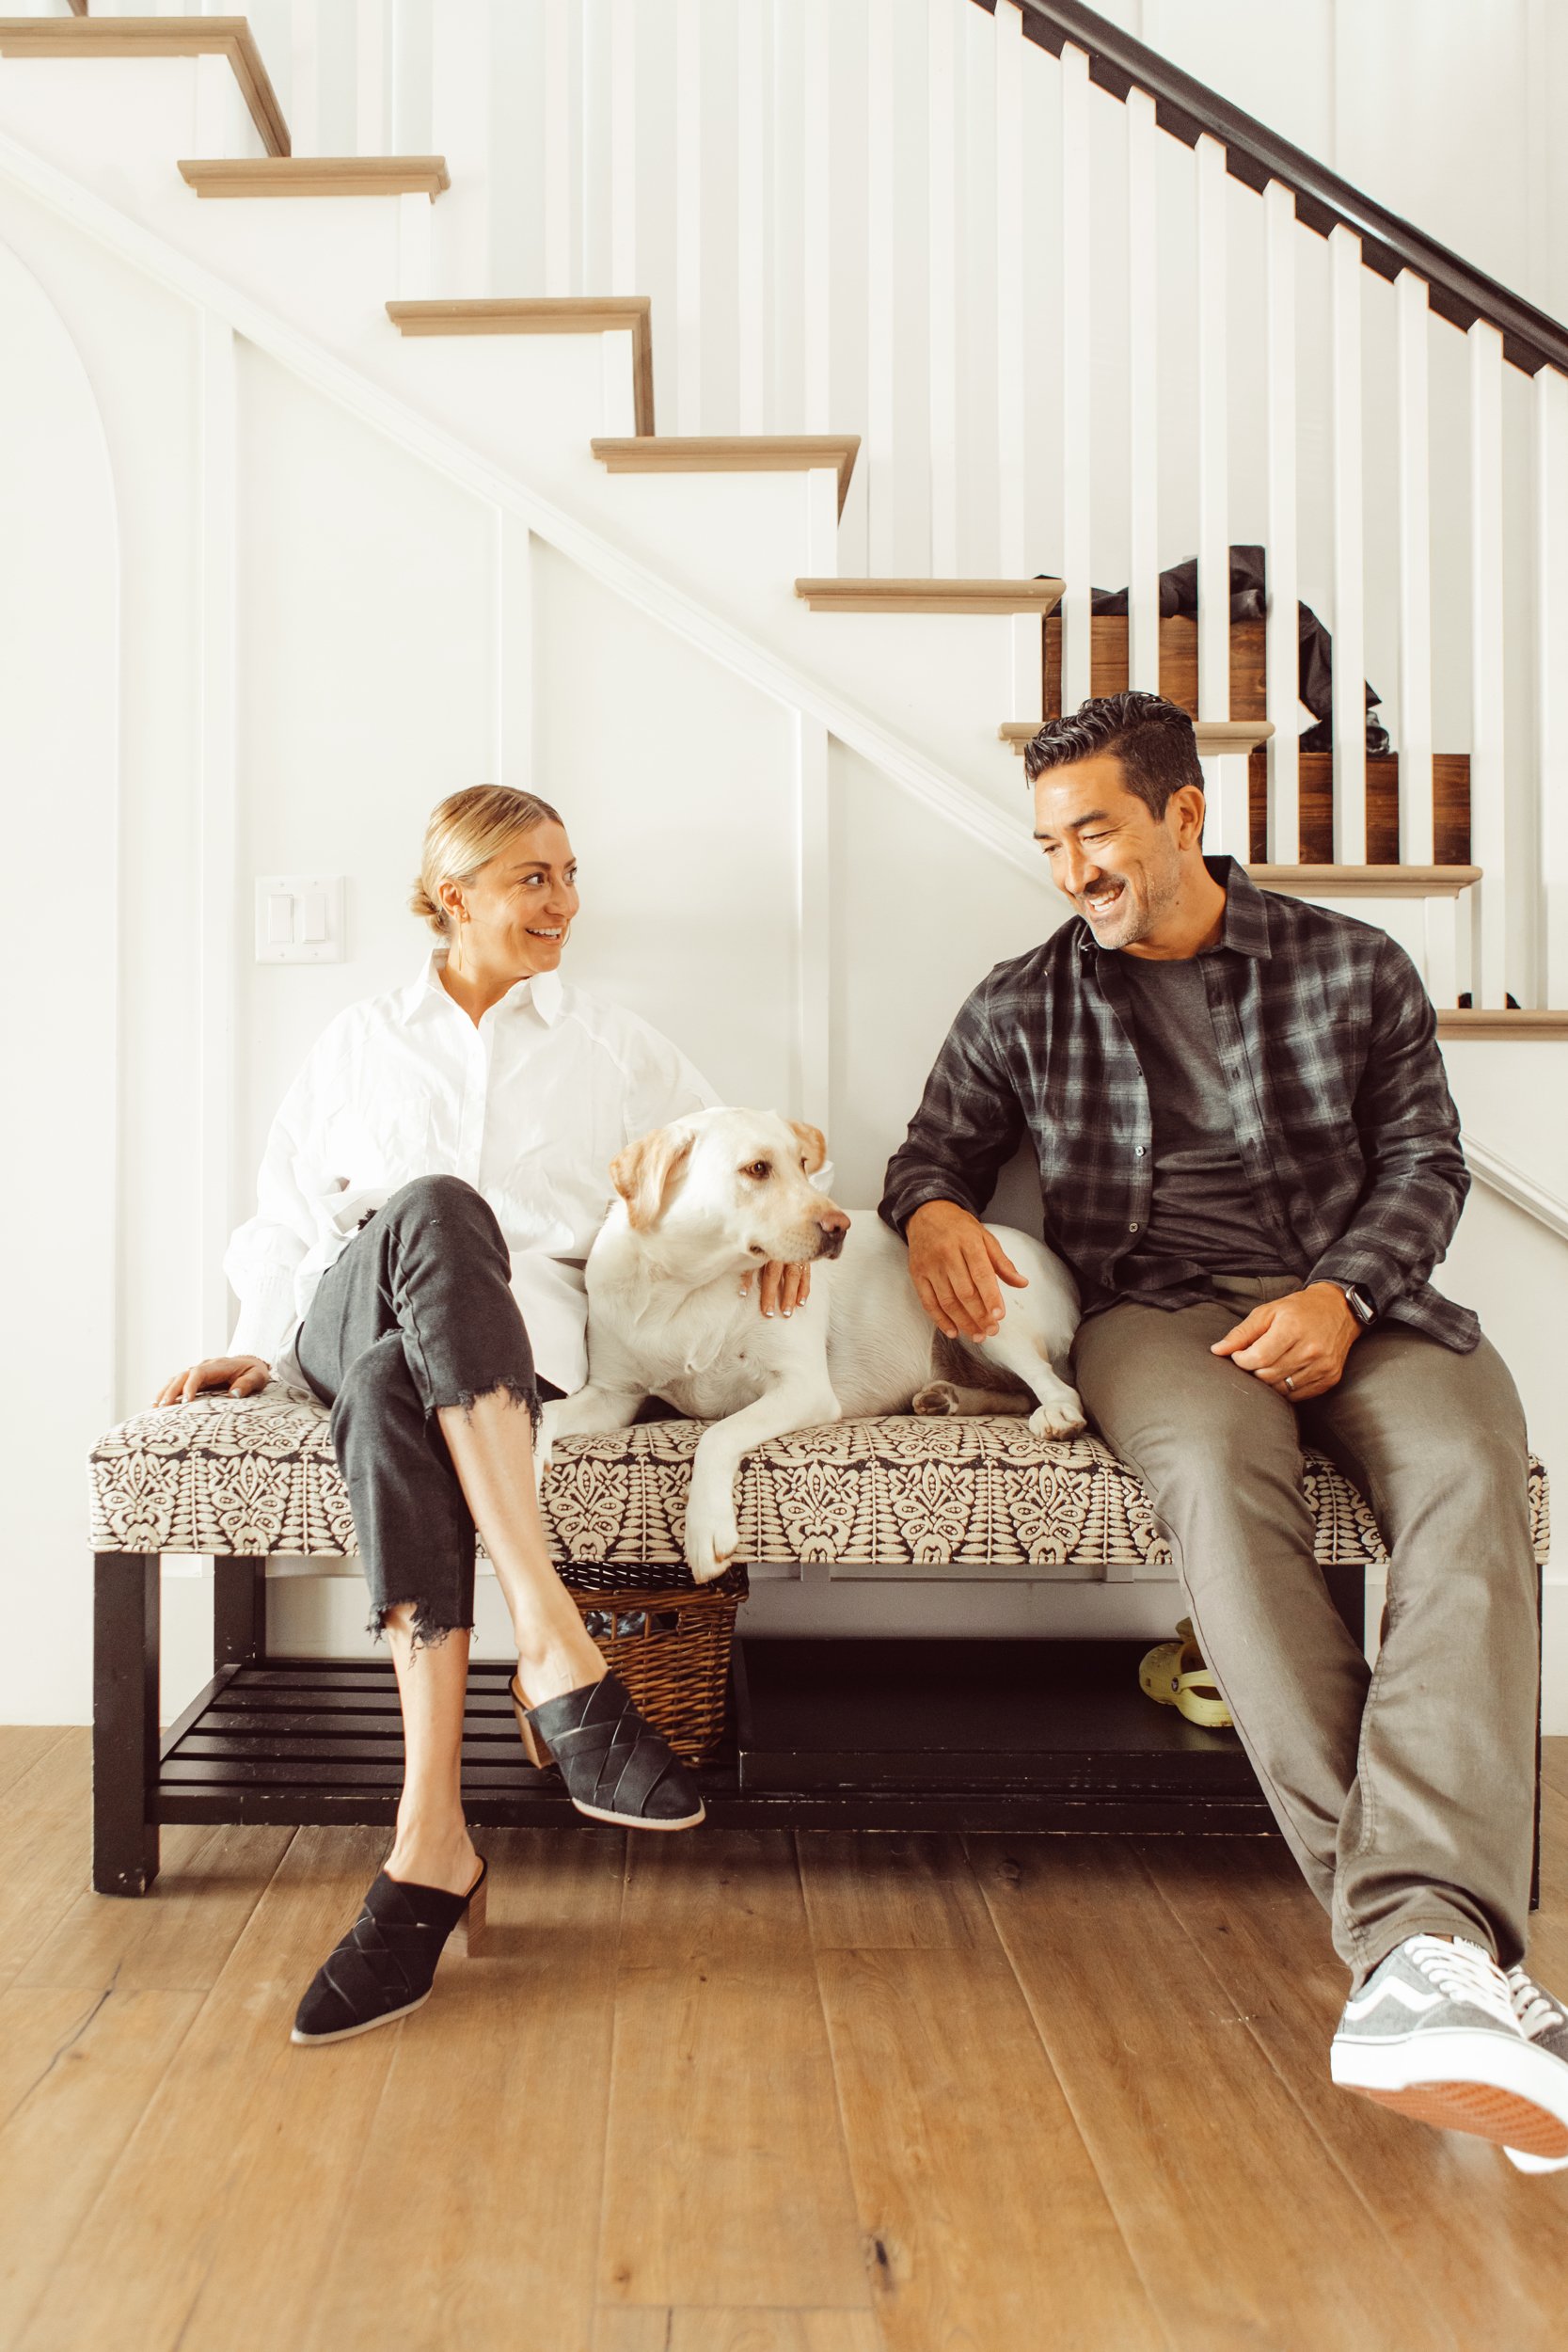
[{"x1": 1340, "y1": 1282, "x2": 1377, "y2": 1327}]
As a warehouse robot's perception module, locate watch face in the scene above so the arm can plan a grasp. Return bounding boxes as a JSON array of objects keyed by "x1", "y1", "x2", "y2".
[{"x1": 1346, "y1": 1285, "x2": 1375, "y2": 1325}]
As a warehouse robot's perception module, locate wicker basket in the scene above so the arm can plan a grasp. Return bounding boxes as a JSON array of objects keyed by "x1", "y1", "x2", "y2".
[{"x1": 565, "y1": 1565, "x2": 748, "y2": 1764}]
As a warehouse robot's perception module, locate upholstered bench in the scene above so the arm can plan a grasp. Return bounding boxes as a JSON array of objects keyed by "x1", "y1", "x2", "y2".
[{"x1": 87, "y1": 1391, "x2": 1551, "y2": 1894}]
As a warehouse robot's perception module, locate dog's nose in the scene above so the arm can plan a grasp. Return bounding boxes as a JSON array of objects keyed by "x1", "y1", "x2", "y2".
[{"x1": 815, "y1": 1209, "x2": 850, "y2": 1260}]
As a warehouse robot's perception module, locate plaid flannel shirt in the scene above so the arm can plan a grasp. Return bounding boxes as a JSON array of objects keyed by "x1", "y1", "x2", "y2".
[{"x1": 879, "y1": 857, "x2": 1479, "y2": 1350}]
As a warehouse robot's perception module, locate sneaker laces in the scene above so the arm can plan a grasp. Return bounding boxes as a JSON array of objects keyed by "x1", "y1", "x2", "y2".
[
  {"x1": 1506, "y1": 1963, "x2": 1567, "y2": 2041},
  {"x1": 1405, "y1": 1935, "x2": 1520, "y2": 2030}
]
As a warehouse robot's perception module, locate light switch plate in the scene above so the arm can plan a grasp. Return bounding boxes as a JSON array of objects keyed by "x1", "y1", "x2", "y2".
[{"x1": 254, "y1": 875, "x2": 345, "y2": 962}]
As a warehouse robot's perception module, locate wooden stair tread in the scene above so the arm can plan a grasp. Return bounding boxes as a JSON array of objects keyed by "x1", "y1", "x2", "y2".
[
  {"x1": 0, "y1": 13, "x2": 288, "y2": 156},
  {"x1": 1435, "y1": 1009, "x2": 1568, "y2": 1039},
  {"x1": 1247, "y1": 864, "x2": 1481, "y2": 898},
  {"x1": 387, "y1": 297, "x2": 654, "y2": 434},
  {"x1": 180, "y1": 156, "x2": 448, "y2": 199},
  {"x1": 593, "y1": 434, "x2": 861, "y2": 516},
  {"x1": 1001, "y1": 718, "x2": 1274, "y2": 756},
  {"x1": 798, "y1": 578, "x2": 1065, "y2": 614}
]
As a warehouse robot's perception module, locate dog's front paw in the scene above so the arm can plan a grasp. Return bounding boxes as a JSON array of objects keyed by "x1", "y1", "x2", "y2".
[
  {"x1": 1029, "y1": 1387, "x2": 1086, "y2": 1441},
  {"x1": 912, "y1": 1380, "x2": 962, "y2": 1417},
  {"x1": 684, "y1": 1497, "x2": 741, "y2": 1584}
]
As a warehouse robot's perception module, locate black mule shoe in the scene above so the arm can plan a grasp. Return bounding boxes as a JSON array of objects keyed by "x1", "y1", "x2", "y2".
[
  {"x1": 291, "y1": 1860, "x2": 487, "y2": 2046},
  {"x1": 510, "y1": 1669, "x2": 705, "y2": 1830}
]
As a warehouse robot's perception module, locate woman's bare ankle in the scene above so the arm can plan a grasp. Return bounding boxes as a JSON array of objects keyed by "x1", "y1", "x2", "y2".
[
  {"x1": 515, "y1": 1635, "x2": 609, "y2": 1708},
  {"x1": 385, "y1": 1817, "x2": 480, "y2": 1897}
]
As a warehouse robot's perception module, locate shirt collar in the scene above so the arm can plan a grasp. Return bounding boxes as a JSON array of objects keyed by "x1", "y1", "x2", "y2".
[
  {"x1": 401, "y1": 947, "x2": 565, "y2": 1024},
  {"x1": 1073, "y1": 853, "x2": 1272, "y2": 961}
]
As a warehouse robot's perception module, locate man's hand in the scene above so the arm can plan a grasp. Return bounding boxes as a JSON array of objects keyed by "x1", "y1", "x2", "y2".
[
  {"x1": 1210, "y1": 1283, "x2": 1361, "y2": 1402},
  {"x1": 155, "y1": 1355, "x2": 271, "y2": 1406},
  {"x1": 906, "y1": 1200, "x2": 1027, "y2": 1340},
  {"x1": 740, "y1": 1263, "x2": 812, "y2": 1317}
]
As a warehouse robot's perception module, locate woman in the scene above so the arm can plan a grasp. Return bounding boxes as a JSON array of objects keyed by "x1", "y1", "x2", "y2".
[{"x1": 158, "y1": 785, "x2": 805, "y2": 2045}]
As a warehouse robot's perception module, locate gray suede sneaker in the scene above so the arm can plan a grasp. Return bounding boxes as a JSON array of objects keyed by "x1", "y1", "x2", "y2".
[
  {"x1": 1503, "y1": 1966, "x2": 1568, "y2": 2174},
  {"x1": 1330, "y1": 1934, "x2": 1568, "y2": 2164}
]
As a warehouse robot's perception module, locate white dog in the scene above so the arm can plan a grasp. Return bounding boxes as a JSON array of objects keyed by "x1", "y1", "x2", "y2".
[{"x1": 537, "y1": 1107, "x2": 1085, "y2": 1581}]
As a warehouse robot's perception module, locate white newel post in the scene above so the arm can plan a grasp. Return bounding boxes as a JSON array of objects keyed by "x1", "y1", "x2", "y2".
[
  {"x1": 1263, "y1": 178, "x2": 1299, "y2": 864},
  {"x1": 1467, "y1": 318, "x2": 1509, "y2": 1007},
  {"x1": 1329, "y1": 223, "x2": 1367, "y2": 864},
  {"x1": 1396, "y1": 271, "x2": 1435, "y2": 869},
  {"x1": 1058, "y1": 41, "x2": 1092, "y2": 710},
  {"x1": 1538, "y1": 363, "x2": 1568, "y2": 1009},
  {"x1": 1126, "y1": 87, "x2": 1160, "y2": 696},
  {"x1": 927, "y1": 0, "x2": 959, "y2": 576},
  {"x1": 1196, "y1": 135, "x2": 1244, "y2": 856}
]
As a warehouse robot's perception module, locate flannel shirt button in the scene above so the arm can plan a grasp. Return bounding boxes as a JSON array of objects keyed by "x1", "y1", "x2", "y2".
[
  {"x1": 1128, "y1": 1220, "x2": 1140, "y2": 1232},
  {"x1": 1134, "y1": 1146, "x2": 1146, "y2": 1157}
]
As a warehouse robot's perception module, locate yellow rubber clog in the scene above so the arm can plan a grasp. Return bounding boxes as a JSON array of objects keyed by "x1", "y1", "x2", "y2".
[{"x1": 1137, "y1": 1616, "x2": 1233, "y2": 1730}]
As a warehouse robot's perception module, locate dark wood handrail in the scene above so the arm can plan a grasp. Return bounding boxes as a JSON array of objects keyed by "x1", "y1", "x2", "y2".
[{"x1": 976, "y1": 0, "x2": 1568, "y2": 376}]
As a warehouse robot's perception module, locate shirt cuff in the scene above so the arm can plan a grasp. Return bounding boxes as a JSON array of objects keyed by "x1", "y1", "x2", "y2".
[
  {"x1": 878, "y1": 1181, "x2": 978, "y2": 1237},
  {"x1": 228, "y1": 1267, "x2": 299, "y2": 1366}
]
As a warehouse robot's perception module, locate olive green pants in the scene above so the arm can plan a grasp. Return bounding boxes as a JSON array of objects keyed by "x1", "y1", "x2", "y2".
[{"x1": 1072, "y1": 1278, "x2": 1538, "y2": 1984}]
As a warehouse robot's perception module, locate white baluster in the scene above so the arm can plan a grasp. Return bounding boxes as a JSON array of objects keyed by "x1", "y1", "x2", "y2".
[
  {"x1": 995, "y1": 0, "x2": 1026, "y2": 582},
  {"x1": 736, "y1": 0, "x2": 767, "y2": 431},
  {"x1": 1396, "y1": 270, "x2": 1434, "y2": 867},
  {"x1": 1059, "y1": 40, "x2": 1091, "y2": 709},
  {"x1": 544, "y1": 0, "x2": 574, "y2": 297},
  {"x1": 391, "y1": 0, "x2": 434, "y2": 156},
  {"x1": 1195, "y1": 135, "x2": 1245, "y2": 854},
  {"x1": 198, "y1": 315, "x2": 238, "y2": 1345},
  {"x1": 1126, "y1": 87, "x2": 1159, "y2": 695},
  {"x1": 1538, "y1": 364, "x2": 1568, "y2": 1009},
  {"x1": 675, "y1": 0, "x2": 702, "y2": 431},
  {"x1": 579, "y1": 0, "x2": 611, "y2": 294},
  {"x1": 487, "y1": 0, "x2": 530, "y2": 294},
  {"x1": 1468, "y1": 317, "x2": 1509, "y2": 1006},
  {"x1": 356, "y1": 0, "x2": 388, "y2": 156},
  {"x1": 610, "y1": 0, "x2": 638, "y2": 296},
  {"x1": 1263, "y1": 178, "x2": 1299, "y2": 864},
  {"x1": 288, "y1": 0, "x2": 319, "y2": 157},
  {"x1": 866, "y1": 0, "x2": 896, "y2": 571},
  {"x1": 801, "y1": 0, "x2": 832, "y2": 437},
  {"x1": 927, "y1": 0, "x2": 959, "y2": 576},
  {"x1": 1329, "y1": 224, "x2": 1367, "y2": 864}
]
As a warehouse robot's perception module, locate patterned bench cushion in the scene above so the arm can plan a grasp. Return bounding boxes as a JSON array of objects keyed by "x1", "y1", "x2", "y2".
[{"x1": 88, "y1": 1392, "x2": 1552, "y2": 1578}]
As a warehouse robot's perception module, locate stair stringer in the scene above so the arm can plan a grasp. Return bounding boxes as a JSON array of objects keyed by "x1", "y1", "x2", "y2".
[{"x1": 0, "y1": 118, "x2": 1056, "y2": 883}]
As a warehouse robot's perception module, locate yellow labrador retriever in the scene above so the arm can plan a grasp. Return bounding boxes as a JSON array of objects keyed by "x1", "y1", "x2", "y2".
[{"x1": 537, "y1": 1107, "x2": 1085, "y2": 1581}]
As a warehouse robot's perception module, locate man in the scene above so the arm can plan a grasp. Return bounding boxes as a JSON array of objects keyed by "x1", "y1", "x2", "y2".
[{"x1": 880, "y1": 690, "x2": 1566, "y2": 2169}]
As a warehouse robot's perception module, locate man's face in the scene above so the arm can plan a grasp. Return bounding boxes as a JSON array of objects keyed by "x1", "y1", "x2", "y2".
[{"x1": 1031, "y1": 752, "x2": 1201, "y2": 952}]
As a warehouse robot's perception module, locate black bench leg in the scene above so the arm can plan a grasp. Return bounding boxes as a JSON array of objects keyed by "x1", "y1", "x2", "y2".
[
  {"x1": 1322, "y1": 1562, "x2": 1366, "y2": 1649},
  {"x1": 93, "y1": 1551, "x2": 160, "y2": 1897},
  {"x1": 214, "y1": 1554, "x2": 267, "y2": 1669}
]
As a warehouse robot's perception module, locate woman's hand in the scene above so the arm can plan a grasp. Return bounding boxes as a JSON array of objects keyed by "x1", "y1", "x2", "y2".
[
  {"x1": 154, "y1": 1355, "x2": 272, "y2": 1407},
  {"x1": 739, "y1": 1263, "x2": 812, "y2": 1317}
]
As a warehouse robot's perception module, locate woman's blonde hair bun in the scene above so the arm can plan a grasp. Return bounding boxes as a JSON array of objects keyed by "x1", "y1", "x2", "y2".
[{"x1": 411, "y1": 785, "x2": 565, "y2": 936}]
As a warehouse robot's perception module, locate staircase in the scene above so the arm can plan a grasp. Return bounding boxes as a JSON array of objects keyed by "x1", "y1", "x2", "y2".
[{"x1": 2, "y1": 0, "x2": 1564, "y2": 1034}]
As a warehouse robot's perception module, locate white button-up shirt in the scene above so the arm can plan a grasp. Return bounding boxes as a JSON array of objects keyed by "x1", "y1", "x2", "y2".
[{"x1": 225, "y1": 949, "x2": 716, "y2": 1392}]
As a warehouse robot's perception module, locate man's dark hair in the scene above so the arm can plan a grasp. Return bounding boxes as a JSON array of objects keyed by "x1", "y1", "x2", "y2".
[{"x1": 1022, "y1": 691, "x2": 1204, "y2": 821}]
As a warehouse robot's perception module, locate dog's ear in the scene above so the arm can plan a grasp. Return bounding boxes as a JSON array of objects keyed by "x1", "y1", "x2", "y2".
[
  {"x1": 610, "y1": 1124, "x2": 696, "y2": 1231},
  {"x1": 789, "y1": 1120, "x2": 828, "y2": 1176}
]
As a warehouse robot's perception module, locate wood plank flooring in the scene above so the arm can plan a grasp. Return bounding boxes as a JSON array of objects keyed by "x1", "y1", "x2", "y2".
[{"x1": 5, "y1": 1732, "x2": 1568, "y2": 2351}]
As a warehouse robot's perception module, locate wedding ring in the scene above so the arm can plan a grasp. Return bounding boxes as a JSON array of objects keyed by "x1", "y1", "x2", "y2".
[{"x1": 1284, "y1": 1375, "x2": 1295, "y2": 1393}]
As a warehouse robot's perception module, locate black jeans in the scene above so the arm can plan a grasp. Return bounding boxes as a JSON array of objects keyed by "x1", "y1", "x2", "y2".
[{"x1": 296, "y1": 1175, "x2": 559, "y2": 1644}]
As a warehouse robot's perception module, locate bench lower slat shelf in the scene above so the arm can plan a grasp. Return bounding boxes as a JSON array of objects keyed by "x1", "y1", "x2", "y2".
[{"x1": 149, "y1": 1639, "x2": 1278, "y2": 1838}]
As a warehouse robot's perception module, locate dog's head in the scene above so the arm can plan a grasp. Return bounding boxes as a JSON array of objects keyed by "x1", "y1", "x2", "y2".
[{"x1": 609, "y1": 1108, "x2": 850, "y2": 1266}]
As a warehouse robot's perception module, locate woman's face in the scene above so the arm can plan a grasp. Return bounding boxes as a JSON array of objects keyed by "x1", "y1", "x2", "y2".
[{"x1": 443, "y1": 821, "x2": 580, "y2": 977}]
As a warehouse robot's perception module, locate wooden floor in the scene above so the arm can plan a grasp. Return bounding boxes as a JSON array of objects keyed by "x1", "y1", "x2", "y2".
[{"x1": 3, "y1": 1737, "x2": 1568, "y2": 2352}]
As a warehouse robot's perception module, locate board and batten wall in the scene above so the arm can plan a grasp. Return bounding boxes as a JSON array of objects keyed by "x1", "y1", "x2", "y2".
[{"x1": 0, "y1": 164, "x2": 1561, "y2": 1731}]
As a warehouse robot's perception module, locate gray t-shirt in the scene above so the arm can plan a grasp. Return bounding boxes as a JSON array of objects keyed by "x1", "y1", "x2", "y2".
[{"x1": 1116, "y1": 952, "x2": 1293, "y2": 1279}]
